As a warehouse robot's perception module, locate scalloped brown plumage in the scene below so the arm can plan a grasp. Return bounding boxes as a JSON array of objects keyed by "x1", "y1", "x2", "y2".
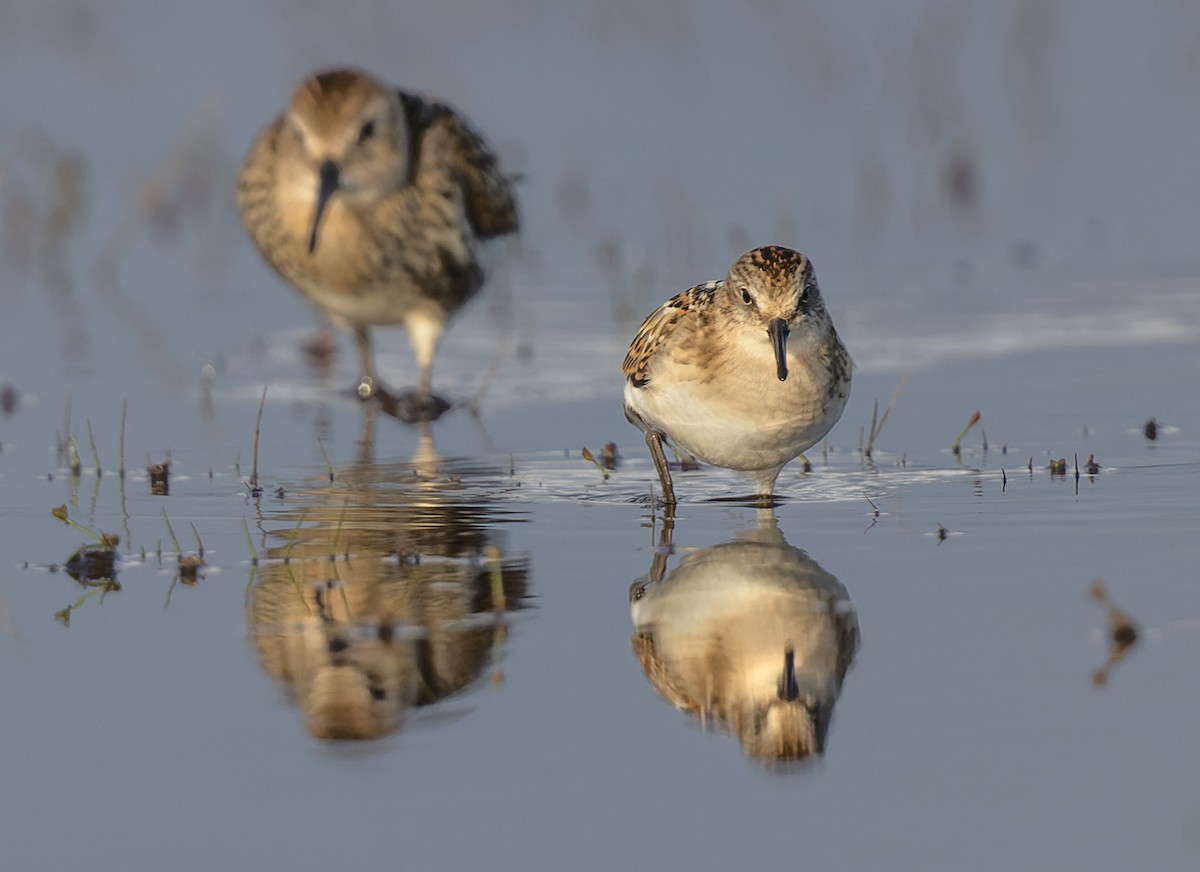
[{"x1": 237, "y1": 67, "x2": 518, "y2": 419}]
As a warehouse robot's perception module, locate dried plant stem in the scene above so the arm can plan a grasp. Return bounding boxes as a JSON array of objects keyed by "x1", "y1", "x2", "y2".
[
  {"x1": 951, "y1": 410, "x2": 982, "y2": 456},
  {"x1": 162, "y1": 508, "x2": 182, "y2": 557},
  {"x1": 119, "y1": 399, "x2": 127, "y2": 478},
  {"x1": 62, "y1": 388, "x2": 72, "y2": 468},
  {"x1": 317, "y1": 438, "x2": 335, "y2": 483},
  {"x1": 581, "y1": 447, "x2": 610, "y2": 480},
  {"x1": 85, "y1": 419, "x2": 101, "y2": 475},
  {"x1": 251, "y1": 386, "x2": 267, "y2": 489},
  {"x1": 865, "y1": 378, "x2": 905, "y2": 459}
]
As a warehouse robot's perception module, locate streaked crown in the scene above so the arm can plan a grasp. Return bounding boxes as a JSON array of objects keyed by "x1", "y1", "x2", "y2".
[
  {"x1": 724, "y1": 245, "x2": 823, "y2": 327},
  {"x1": 283, "y1": 68, "x2": 409, "y2": 195}
]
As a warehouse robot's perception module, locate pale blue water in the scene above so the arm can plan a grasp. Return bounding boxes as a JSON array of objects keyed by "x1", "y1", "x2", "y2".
[{"x1": 2, "y1": 3, "x2": 1200, "y2": 871}]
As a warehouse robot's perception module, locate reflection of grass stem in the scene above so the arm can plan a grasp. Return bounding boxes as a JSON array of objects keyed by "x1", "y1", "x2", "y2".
[
  {"x1": 330, "y1": 498, "x2": 350, "y2": 559},
  {"x1": 951, "y1": 410, "x2": 982, "y2": 456},
  {"x1": 55, "y1": 585, "x2": 111, "y2": 626},
  {"x1": 284, "y1": 562, "x2": 311, "y2": 612},
  {"x1": 282, "y1": 510, "x2": 308, "y2": 561},
  {"x1": 243, "y1": 563, "x2": 257, "y2": 608},
  {"x1": 317, "y1": 438, "x2": 335, "y2": 482},
  {"x1": 487, "y1": 545, "x2": 507, "y2": 687},
  {"x1": 242, "y1": 516, "x2": 258, "y2": 565},
  {"x1": 1089, "y1": 580, "x2": 1139, "y2": 685}
]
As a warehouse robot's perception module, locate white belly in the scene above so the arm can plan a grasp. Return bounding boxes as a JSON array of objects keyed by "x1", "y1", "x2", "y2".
[{"x1": 625, "y1": 346, "x2": 848, "y2": 473}]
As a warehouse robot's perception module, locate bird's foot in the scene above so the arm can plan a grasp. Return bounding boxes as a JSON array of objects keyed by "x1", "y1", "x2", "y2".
[
  {"x1": 375, "y1": 388, "x2": 451, "y2": 424},
  {"x1": 357, "y1": 375, "x2": 378, "y2": 401}
]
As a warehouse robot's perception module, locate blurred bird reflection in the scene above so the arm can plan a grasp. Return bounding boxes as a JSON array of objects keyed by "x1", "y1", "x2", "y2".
[
  {"x1": 630, "y1": 511, "x2": 858, "y2": 764},
  {"x1": 246, "y1": 431, "x2": 530, "y2": 741}
]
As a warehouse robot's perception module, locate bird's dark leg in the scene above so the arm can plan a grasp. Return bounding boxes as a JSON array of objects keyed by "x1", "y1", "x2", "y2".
[
  {"x1": 649, "y1": 511, "x2": 675, "y2": 583},
  {"x1": 645, "y1": 430, "x2": 677, "y2": 510}
]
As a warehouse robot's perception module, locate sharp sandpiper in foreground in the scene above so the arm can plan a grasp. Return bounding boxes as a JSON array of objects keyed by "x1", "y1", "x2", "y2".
[
  {"x1": 622, "y1": 246, "x2": 851, "y2": 505},
  {"x1": 237, "y1": 68, "x2": 518, "y2": 420}
]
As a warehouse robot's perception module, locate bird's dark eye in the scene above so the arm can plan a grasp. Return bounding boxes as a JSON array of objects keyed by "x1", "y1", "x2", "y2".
[
  {"x1": 800, "y1": 284, "x2": 811, "y2": 306},
  {"x1": 357, "y1": 120, "x2": 376, "y2": 144},
  {"x1": 740, "y1": 288, "x2": 753, "y2": 305}
]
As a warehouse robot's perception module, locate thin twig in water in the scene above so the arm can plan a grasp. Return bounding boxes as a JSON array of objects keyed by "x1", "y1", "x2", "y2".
[
  {"x1": 468, "y1": 337, "x2": 508, "y2": 416},
  {"x1": 62, "y1": 389, "x2": 72, "y2": 469},
  {"x1": 581, "y1": 447, "x2": 610, "y2": 480},
  {"x1": 190, "y1": 522, "x2": 205, "y2": 558},
  {"x1": 250, "y1": 386, "x2": 267, "y2": 491},
  {"x1": 317, "y1": 438, "x2": 335, "y2": 483},
  {"x1": 51, "y1": 504, "x2": 105, "y2": 545},
  {"x1": 865, "y1": 401, "x2": 877, "y2": 456},
  {"x1": 86, "y1": 419, "x2": 101, "y2": 476},
  {"x1": 68, "y1": 437, "x2": 82, "y2": 477},
  {"x1": 162, "y1": 508, "x2": 182, "y2": 557},
  {"x1": 951, "y1": 410, "x2": 982, "y2": 456},
  {"x1": 118, "y1": 399, "x2": 127, "y2": 478},
  {"x1": 865, "y1": 378, "x2": 905, "y2": 459}
]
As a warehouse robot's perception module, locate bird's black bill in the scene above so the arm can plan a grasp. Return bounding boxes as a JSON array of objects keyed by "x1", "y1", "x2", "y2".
[
  {"x1": 308, "y1": 159, "x2": 340, "y2": 254},
  {"x1": 780, "y1": 646, "x2": 799, "y2": 701},
  {"x1": 767, "y1": 318, "x2": 789, "y2": 381}
]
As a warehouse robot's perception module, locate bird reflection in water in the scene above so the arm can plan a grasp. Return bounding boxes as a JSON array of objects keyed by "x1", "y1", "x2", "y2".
[
  {"x1": 629, "y1": 511, "x2": 858, "y2": 764},
  {"x1": 246, "y1": 429, "x2": 529, "y2": 741}
]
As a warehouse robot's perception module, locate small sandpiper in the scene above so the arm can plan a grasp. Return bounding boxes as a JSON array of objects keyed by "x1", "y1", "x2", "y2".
[
  {"x1": 237, "y1": 68, "x2": 518, "y2": 420},
  {"x1": 623, "y1": 246, "x2": 851, "y2": 506}
]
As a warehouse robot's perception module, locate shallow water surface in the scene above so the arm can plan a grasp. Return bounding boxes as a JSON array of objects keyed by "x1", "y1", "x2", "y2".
[{"x1": 2, "y1": 343, "x2": 1199, "y2": 870}]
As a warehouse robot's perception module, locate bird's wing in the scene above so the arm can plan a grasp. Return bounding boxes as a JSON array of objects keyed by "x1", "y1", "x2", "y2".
[
  {"x1": 622, "y1": 281, "x2": 719, "y2": 387},
  {"x1": 401, "y1": 90, "x2": 519, "y2": 239}
]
